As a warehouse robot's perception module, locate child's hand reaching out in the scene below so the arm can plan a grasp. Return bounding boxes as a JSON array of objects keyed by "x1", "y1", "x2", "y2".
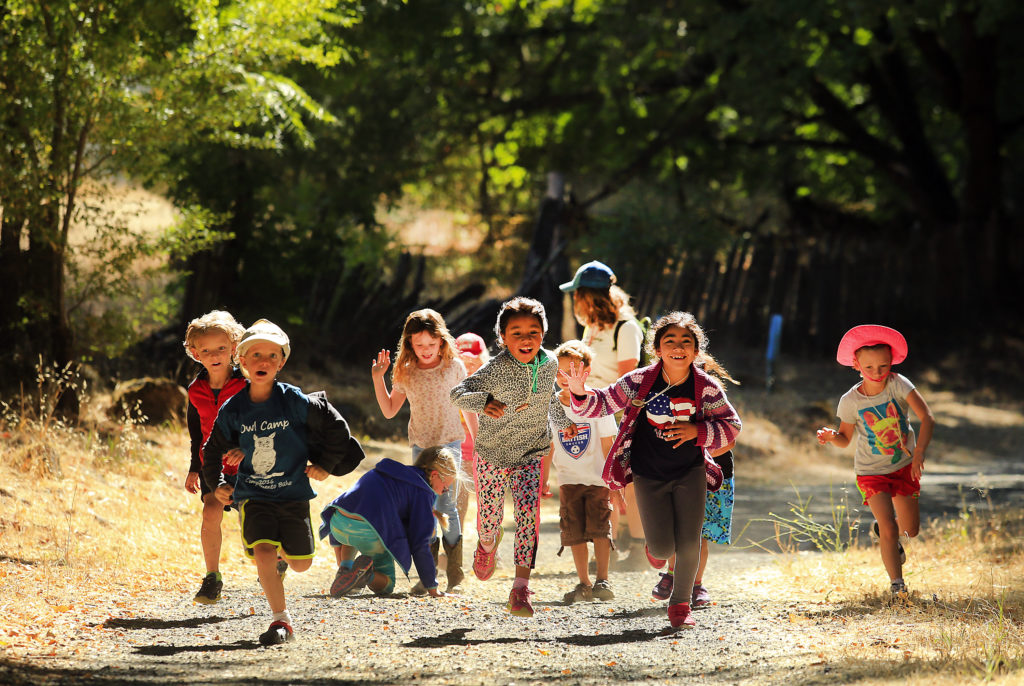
[{"x1": 816, "y1": 427, "x2": 839, "y2": 444}]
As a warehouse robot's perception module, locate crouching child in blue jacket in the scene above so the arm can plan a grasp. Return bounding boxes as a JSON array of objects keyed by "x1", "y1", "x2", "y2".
[{"x1": 320, "y1": 446, "x2": 461, "y2": 599}]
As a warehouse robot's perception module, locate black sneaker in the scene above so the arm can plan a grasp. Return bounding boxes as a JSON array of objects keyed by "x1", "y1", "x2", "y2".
[
  {"x1": 277, "y1": 557, "x2": 289, "y2": 579},
  {"x1": 258, "y1": 620, "x2": 294, "y2": 646},
  {"x1": 194, "y1": 573, "x2": 223, "y2": 604}
]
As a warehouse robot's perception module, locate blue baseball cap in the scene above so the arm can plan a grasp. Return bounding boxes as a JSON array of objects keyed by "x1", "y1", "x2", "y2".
[{"x1": 559, "y1": 261, "x2": 615, "y2": 292}]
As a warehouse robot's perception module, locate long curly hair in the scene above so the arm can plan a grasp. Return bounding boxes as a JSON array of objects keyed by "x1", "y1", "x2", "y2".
[{"x1": 572, "y1": 285, "x2": 636, "y2": 329}]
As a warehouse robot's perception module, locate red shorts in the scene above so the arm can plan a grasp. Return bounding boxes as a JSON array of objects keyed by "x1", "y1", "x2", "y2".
[{"x1": 856, "y1": 463, "x2": 920, "y2": 505}]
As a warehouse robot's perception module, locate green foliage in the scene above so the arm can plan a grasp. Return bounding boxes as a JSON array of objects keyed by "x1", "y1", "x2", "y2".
[{"x1": 0, "y1": 0, "x2": 355, "y2": 375}]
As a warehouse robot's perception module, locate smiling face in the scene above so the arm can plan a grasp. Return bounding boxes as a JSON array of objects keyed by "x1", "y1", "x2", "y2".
[
  {"x1": 189, "y1": 331, "x2": 235, "y2": 377},
  {"x1": 501, "y1": 313, "x2": 544, "y2": 364},
  {"x1": 854, "y1": 346, "x2": 892, "y2": 384},
  {"x1": 655, "y1": 325, "x2": 697, "y2": 373},
  {"x1": 409, "y1": 331, "x2": 442, "y2": 368},
  {"x1": 239, "y1": 340, "x2": 286, "y2": 388}
]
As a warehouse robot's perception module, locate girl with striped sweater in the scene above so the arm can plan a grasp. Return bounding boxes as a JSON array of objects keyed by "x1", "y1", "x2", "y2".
[{"x1": 562, "y1": 311, "x2": 741, "y2": 630}]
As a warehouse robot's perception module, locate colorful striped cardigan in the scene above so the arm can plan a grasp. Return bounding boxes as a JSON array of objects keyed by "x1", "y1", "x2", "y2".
[{"x1": 570, "y1": 361, "x2": 741, "y2": 490}]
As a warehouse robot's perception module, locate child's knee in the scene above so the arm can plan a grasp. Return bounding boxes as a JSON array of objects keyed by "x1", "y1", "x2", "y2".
[{"x1": 285, "y1": 557, "x2": 313, "y2": 573}]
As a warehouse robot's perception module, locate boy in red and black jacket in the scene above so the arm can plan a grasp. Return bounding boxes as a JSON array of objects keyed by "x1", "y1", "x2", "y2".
[{"x1": 182, "y1": 310, "x2": 248, "y2": 605}]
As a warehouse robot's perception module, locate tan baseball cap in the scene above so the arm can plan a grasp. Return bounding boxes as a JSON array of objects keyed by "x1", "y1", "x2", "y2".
[{"x1": 236, "y1": 319, "x2": 291, "y2": 361}]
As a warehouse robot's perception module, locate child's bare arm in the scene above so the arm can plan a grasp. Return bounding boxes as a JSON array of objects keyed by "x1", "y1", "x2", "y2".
[
  {"x1": 371, "y1": 349, "x2": 406, "y2": 418},
  {"x1": 464, "y1": 410, "x2": 479, "y2": 441},
  {"x1": 817, "y1": 421, "x2": 854, "y2": 448},
  {"x1": 906, "y1": 389, "x2": 934, "y2": 479},
  {"x1": 710, "y1": 441, "x2": 735, "y2": 458}
]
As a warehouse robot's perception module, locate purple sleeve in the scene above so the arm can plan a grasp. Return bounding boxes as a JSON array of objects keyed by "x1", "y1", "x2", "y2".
[
  {"x1": 570, "y1": 374, "x2": 635, "y2": 418},
  {"x1": 694, "y1": 381, "x2": 742, "y2": 453}
]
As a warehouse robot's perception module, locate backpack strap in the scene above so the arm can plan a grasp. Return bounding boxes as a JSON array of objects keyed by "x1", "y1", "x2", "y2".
[{"x1": 612, "y1": 320, "x2": 626, "y2": 352}]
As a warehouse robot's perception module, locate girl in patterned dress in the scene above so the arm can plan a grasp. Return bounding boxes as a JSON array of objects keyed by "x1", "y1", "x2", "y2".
[{"x1": 371, "y1": 308, "x2": 473, "y2": 592}]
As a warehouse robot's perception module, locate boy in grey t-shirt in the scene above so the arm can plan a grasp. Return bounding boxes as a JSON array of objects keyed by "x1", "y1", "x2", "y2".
[{"x1": 816, "y1": 325, "x2": 934, "y2": 602}]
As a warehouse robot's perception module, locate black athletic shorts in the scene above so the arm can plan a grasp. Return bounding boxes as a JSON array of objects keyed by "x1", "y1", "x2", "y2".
[{"x1": 237, "y1": 499, "x2": 315, "y2": 559}]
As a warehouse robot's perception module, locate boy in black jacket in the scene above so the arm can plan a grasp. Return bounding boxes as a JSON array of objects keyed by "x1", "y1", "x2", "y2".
[{"x1": 203, "y1": 319, "x2": 364, "y2": 645}]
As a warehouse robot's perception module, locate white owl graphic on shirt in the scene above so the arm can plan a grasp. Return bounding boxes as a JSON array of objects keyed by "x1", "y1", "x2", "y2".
[{"x1": 251, "y1": 432, "x2": 285, "y2": 477}]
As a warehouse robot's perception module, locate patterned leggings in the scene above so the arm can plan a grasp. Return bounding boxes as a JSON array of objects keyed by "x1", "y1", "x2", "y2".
[{"x1": 475, "y1": 457, "x2": 541, "y2": 569}]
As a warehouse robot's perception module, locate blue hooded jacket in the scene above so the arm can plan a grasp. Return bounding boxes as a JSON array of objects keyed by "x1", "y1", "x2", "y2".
[{"x1": 319, "y1": 458, "x2": 438, "y2": 588}]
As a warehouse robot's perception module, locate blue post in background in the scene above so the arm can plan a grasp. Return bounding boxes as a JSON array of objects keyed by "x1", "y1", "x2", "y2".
[{"x1": 765, "y1": 313, "x2": 783, "y2": 392}]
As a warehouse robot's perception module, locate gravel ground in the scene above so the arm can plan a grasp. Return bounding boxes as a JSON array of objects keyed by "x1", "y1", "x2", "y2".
[{"x1": 0, "y1": 522, "x2": 837, "y2": 686}]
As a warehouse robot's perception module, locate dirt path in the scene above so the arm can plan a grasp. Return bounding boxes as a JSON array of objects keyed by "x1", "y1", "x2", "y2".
[
  {"x1": 0, "y1": 542, "x2": 834, "y2": 686},
  {"x1": 3, "y1": 457, "x2": 1023, "y2": 685}
]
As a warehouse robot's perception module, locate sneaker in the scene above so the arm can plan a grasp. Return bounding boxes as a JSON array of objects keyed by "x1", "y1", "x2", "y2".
[
  {"x1": 890, "y1": 580, "x2": 909, "y2": 603},
  {"x1": 193, "y1": 572, "x2": 223, "y2": 604},
  {"x1": 506, "y1": 586, "x2": 535, "y2": 617},
  {"x1": 562, "y1": 583, "x2": 593, "y2": 605},
  {"x1": 667, "y1": 602, "x2": 696, "y2": 628},
  {"x1": 652, "y1": 572, "x2": 674, "y2": 601},
  {"x1": 691, "y1": 583, "x2": 712, "y2": 608},
  {"x1": 472, "y1": 528, "x2": 503, "y2": 581},
  {"x1": 408, "y1": 581, "x2": 428, "y2": 596},
  {"x1": 330, "y1": 555, "x2": 374, "y2": 598},
  {"x1": 277, "y1": 557, "x2": 289, "y2": 579},
  {"x1": 592, "y1": 579, "x2": 615, "y2": 601},
  {"x1": 258, "y1": 620, "x2": 294, "y2": 646},
  {"x1": 645, "y1": 544, "x2": 666, "y2": 570}
]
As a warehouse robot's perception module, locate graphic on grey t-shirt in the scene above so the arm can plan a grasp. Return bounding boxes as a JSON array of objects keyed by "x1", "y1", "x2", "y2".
[{"x1": 858, "y1": 400, "x2": 911, "y2": 464}]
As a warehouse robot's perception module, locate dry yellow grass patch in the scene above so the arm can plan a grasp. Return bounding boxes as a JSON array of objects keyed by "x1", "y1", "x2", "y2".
[{"x1": 763, "y1": 507, "x2": 1024, "y2": 683}]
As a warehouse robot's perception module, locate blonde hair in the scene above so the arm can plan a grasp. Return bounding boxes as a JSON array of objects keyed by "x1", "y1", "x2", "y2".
[
  {"x1": 414, "y1": 446, "x2": 468, "y2": 531},
  {"x1": 553, "y1": 339, "x2": 593, "y2": 367},
  {"x1": 572, "y1": 285, "x2": 636, "y2": 329},
  {"x1": 648, "y1": 311, "x2": 740, "y2": 386},
  {"x1": 393, "y1": 309, "x2": 458, "y2": 386},
  {"x1": 183, "y1": 310, "x2": 245, "y2": 361}
]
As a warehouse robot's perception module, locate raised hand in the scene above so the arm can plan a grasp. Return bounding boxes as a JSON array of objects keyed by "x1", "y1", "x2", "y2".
[
  {"x1": 558, "y1": 360, "x2": 590, "y2": 397},
  {"x1": 371, "y1": 349, "x2": 391, "y2": 378}
]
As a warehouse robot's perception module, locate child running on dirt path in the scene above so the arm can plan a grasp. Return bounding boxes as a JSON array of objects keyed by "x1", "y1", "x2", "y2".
[
  {"x1": 202, "y1": 319, "x2": 365, "y2": 645},
  {"x1": 651, "y1": 444, "x2": 735, "y2": 609},
  {"x1": 450, "y1": 297, "x2": 577, "y2": 618},
  {"x1": 562, "y1": 311, "x2": 741, "y2": 630},
  {"x1": 371, "y1": 309, "x2": 473, "y2": 593},
  {"x1": 320, "y1": 446, "x2": 463, "y2": 599},
  {"x1": 546, "y1": 340, "x2": 620, "y2": 605},
  {"x1": 182, "y1": 310, "x2": 248, "y2": 605},
  {"x1": 817, "y1": 325, "x2": 934, "y2": 602},
  {"x1": 560, "y1": 260, "x2": 648, "y2": 570}
]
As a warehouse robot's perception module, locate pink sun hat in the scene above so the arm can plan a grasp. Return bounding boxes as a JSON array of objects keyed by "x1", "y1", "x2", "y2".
[{"x1": 836, "y1": 325, "x2": 908, "y2": 367}]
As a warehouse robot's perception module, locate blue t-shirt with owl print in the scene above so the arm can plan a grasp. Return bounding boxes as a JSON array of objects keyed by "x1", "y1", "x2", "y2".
[{"x1": 209, "y1": 382, "x2": 317, "y2": 502}]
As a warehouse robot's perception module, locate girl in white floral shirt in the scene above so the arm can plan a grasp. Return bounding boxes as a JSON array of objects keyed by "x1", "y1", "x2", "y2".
[{"x1": 371, "y1": 308, "x2": 475, "y2": 592}]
